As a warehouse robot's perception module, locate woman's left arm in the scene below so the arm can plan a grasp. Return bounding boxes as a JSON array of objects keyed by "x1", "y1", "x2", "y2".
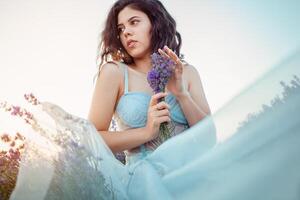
[
  {"x1": 175, "y1": 65, "x2": 211, "y2": 127},
  {"x1": 158, "y1": 46, "x2": 211, "y2": 127}
]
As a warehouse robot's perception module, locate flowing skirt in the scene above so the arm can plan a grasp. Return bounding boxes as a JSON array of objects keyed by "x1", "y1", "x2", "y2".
[{"x1": 2, "y1": 50, "x2": 300, "y2": 200}]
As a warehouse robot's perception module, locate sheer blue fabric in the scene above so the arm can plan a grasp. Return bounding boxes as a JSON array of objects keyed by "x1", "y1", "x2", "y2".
[{"x1": 4, "y1": 50, "x2": 300, "y2": 200}]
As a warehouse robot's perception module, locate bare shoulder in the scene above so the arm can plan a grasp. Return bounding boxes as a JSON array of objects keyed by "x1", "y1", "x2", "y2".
[
  {"x1": 95, "y1": 61, "x2": 124, "y2": 91},
  {"x1": 98, "y1": 61, "x2": 123, "y2": 79},
  {"x1": 182, "y1": 62, "x2": 200, "y2": 84},
  {"x1": 182, "y1": 62, "x2": 198, "y2": 73},
  {"x1": 96, "y1": 61, "x2": 126, "y2": 107}
]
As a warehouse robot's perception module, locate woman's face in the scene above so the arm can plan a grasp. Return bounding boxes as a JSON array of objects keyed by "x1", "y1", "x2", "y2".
[{"x1": 117, "y1": 6, "x2": 152, "y2": 59}]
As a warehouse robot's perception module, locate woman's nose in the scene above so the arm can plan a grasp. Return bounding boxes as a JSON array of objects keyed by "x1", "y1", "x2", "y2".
[{"x1": 123, "y1": 27, "x2": 133, "y2": 37}]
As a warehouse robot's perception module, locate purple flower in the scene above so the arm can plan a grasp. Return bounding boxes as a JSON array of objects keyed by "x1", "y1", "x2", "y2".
[
  {"x1": 11, "y1": 106, "x2": 21, "y2": 116},
  {"x1": 146, "y1": 52, "x2": 176, "y2": 142},
  {"x1": 24, "y1": 92, "x2": 40, "y2": 105},
  {"x1": 147, "y1": 70, "x2": 160, "y2": 93},
  {"x1": 147, "y1": 53, "x2": 175, "y2": 94}
]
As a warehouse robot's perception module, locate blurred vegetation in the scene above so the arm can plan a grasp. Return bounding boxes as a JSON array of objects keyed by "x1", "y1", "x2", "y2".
[
  {"x1": 110, "y1": 118, "x2": 126, "y2": 165},
  {"x1": 0, "y1": 132, "x2": 25, "y2": 200},
  {"x1": 237, "y1": 75, "x2": 300, "y2": 131}
]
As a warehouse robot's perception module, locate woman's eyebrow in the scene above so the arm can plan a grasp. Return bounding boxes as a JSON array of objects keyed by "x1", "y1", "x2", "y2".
[{"x1": 117, "y1": 16, "x2": 140, "y2": 27}]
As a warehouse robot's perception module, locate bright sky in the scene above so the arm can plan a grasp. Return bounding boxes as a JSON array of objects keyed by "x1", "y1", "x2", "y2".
[{"x1": 0, "y1": 0, "x2": 299, "y2": 129}]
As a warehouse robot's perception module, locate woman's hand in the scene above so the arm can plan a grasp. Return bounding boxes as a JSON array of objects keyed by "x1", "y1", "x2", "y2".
[
  {"x1": 143, "y1": 92, "x2": 171, "y2": 141},
  {"x1": 158, "y1": 45, "x2": 189, "y2": 98}
]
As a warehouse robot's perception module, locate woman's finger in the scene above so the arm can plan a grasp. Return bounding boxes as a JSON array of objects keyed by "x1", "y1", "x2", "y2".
[
  {"x1": 163, "y1": 46, "x2": 182, "y2": 66},
  {"x1": 149, "y1": 92, "x2": 168, "y2": 107},
  {"x1": 158, "y1": 48, "x2": 170, "y2": 59},
  {"x1": 156, "y1": 101, "x2": 170, "y2": 110},
  {"x1": 154, "y1": 109, "x2": 170, "y2": 117},
  {"x1": 150, "y1": 99, "x2": 169, "y2": 112},
  {"x1": 163, "y1": 46, "x2": 177, "y2": 60},
  {"x1": 157, "y1": 116, "x2": 171, "y2": 123}
]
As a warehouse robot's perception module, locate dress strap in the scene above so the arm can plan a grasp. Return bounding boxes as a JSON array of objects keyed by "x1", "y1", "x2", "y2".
[
  {"x1": 120, "y1": 62, "x2": 129, "y2": 94},
  {"x1": 139, "y1": 144, "x2": 147, "y2": 158},
  {"x1": 120, "y1": 62, "x2": 146, "y2": 155}
]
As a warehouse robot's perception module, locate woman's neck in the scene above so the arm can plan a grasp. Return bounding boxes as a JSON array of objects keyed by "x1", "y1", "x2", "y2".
[{"x1": 131, "y1": 55, "x2": 152, "y2": 74}]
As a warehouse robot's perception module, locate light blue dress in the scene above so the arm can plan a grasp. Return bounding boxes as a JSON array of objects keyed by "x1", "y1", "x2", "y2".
[
  {"x1": 9, "y1": 51, "x2": 300, "y2": 200},
  {"x1": 113, "y1": 62, "x2": 192, "y2": 164}
]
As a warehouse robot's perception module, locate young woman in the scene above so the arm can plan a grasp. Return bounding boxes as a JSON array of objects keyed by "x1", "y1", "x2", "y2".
[
  {"x1": 88, "y1": 0, "x2": 212, "y2": 164},
  {"x1": 7, "y1": 0, "x2": 300, "y2": 199}
]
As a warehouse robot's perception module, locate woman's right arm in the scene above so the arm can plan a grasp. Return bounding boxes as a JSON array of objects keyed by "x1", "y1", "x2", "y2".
[{"x1": 88, "y1": 62, "x2": 170, "y2": 153}]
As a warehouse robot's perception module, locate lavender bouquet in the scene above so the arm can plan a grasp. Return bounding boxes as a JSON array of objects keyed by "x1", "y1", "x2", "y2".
[{"x1": 147, "y1": 52, "x2": 176, "y2": 142}]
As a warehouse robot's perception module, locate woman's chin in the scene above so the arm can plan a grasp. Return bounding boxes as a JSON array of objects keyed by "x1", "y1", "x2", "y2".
[{"x1": 128, "y1": 49, "x2": 150, "y2": 59}]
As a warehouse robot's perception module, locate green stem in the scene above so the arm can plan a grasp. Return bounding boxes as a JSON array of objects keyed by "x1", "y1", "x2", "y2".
[{"x1": 158, "y1": 96, "x2": 171, "y2": 142}]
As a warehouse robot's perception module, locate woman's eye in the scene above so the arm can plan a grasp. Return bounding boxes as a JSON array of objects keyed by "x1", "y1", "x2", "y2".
[
  {"x1": 117, "y1": 20, "x2": 139, "y2": 34},
  {"x1": 118, "y1": 27, "x2": 124, "y2": 33},
  {"x1": 131, "y1": 20, "x2": 139, "y2": 25}
]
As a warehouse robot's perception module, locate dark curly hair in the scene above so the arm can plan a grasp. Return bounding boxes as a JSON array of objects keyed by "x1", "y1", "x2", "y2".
[{"x1": 95, "y1": 0, "x2": 184, "y2": 79}]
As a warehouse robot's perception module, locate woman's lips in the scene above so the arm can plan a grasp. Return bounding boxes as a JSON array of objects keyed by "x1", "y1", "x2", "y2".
[{"x1": 127, "y1": 41, "x2": 137, "y2": 48}]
